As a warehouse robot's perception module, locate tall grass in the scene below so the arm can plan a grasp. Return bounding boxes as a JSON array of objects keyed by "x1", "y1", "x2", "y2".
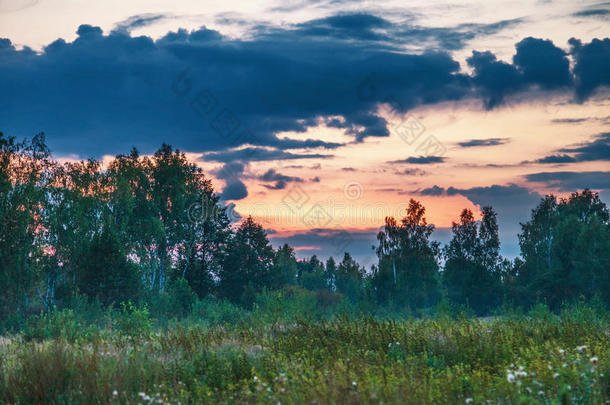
[{"x1": 0, "y1": 294, "x2": 608, "y2": 404}]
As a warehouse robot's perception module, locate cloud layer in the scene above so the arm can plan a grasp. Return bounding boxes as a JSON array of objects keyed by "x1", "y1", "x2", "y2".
[{"x1": 1, "y1": 14, "x2": 609, "y2": 159}]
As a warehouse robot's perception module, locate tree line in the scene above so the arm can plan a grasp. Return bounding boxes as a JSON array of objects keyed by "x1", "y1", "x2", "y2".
[{"x1": 1, "y1": 132, "x2": 609, "y2": 318}]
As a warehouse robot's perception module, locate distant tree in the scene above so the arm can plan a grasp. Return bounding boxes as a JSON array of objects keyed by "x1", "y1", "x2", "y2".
[
  {"x1": 299, "y1": 255, "x2": 327, "y2": 291},
  {"x1": 335, "y1": 252, "x2": 364, "y2": 302},
  {"x1": 374, "y1": 199, "x2": 441, "y2": 308},
  {"x1": 324, "y1": 256, "x2": 337, "y2": 291},
  {"x1": 443, "y1": 207, "x2": 503, "y2": 314},
  {"x1": 106, "y1": 148, "x2": 163, "y2": 291},
  {"x1": 76, "y1": 224, "x2": 141, "y2": 306},
  {"x1": 517, "y1": 190, "x2": 610, "y2": 308},
  {"x1": 0, "y1": 132, "x2": 50, "y2": 314},
  {"x1": 219, "y1": 216, "x2": 275, "y2": 306},
  {"x1": 271, "y1": 244, "x2": 298, "y2": 289},
  {"x1": 149, "y1": 143, "x2": 210, "y2": 291}
]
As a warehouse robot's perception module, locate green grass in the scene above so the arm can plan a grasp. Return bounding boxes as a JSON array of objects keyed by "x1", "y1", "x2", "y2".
[{"x1": 0, "y1": 300, "x2": 608, "y2": 404}]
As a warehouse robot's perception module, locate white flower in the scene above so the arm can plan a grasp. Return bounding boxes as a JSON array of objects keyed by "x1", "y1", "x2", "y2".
[
  {"x1": 577, "y1": 345, "x2": 587, "y2": 353},
  {"x1": 590, "y1": 357, "x2": 598, "y2": 365},
  {"x1": 553, "y1": 373, "x2": 560, "y2": 379},
  {"x1": 558, "y1": 349, "x2": 565, "y2": 355},
  {"x1": 112, "y1": 390, "x2": 118, "y2": 396},
  {"x1": 465, "y1": 398, "x2": 473, "y2": 404},
  {"x1": 352, "y1": 381, "x2": 357, "y2": 387},
  {"x1": 548, "y1": 364, "x2": 553, "y2": 370},
  {"x1": 253, "y1": 376, "x2": 259, "y2": 381},
  {"x1": 538, "y1": 391, "x2": 544, "y2": 396},
  {"x1": 507, "y1": 372, "x2": 515, "y2": 383}
]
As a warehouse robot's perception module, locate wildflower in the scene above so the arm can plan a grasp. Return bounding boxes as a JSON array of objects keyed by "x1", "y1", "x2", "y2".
[
  {"x1": 112, "y1": 390, "x2": 118, "y2": 396},
  {"x1": 352, "y1": 381, "x2": 357, "y2": 387},
  {"x1": 558, "y1": 349, "x2": 565, "y2": 355},
  {"x1": 465, "y1": 398, "x2": 473, "y2": 404},
  {"x1": 553, "y1": 373, "x2": 560, "y2": 379},
  {"x1": 507, "y1": 372, "x2": 515, "y2": 383},
  {"x1": 538, "y1": 391, "x2": 544, "y2": 396},
  {"x1": 253, "y1": 376, "x2": 259, "y2": 381},
  {"x1": 590, "y1": 357, "x2": 598, "y2": 365},
  {"x1": 547, "y1": 364, "x2": 553, "y2": 370},
  {"x1": 576, "y1": 345, "x2": 587, "y2": 353}
]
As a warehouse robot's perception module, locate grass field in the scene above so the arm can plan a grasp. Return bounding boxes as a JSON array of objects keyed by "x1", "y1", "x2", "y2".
[{"x1": 0, "y1": 301, "x2": 608, "y2": 404}]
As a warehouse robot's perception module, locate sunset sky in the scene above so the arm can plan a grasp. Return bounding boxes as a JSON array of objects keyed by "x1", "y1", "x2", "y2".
[{"x1": 1, "y1": 0, "x2": 609, "y2": 265}]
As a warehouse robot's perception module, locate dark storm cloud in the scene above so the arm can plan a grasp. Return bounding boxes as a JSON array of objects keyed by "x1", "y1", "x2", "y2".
[
  {"x1": 532, "y1": 132, "x2": 610, "y2": 163},
  {"x1": 0, "y1": 18, "x2": 468, "y2": 157},
  {"x1": 390, "y1": 156, "x2": 446, "y2": 164},
  {"x1": 524, "y1": 171, "x2": 610, "y2": 191},
  {"x1": 457, "y1": 137, "x2": 509, "y2": 147},
  {"x1": 259, "y1": 168, "x2": 304, "y2": 190},
  {"x1": 0, "y1": 13, "x2": 609, "y2": 159},
  {"x1": 113, "y1": 14, "x2": 169, "y2": 33},
  {"x1": 573, "y1": 9, "x2": 610, "y2": 19},
  {"x1": 570, "y1": 37, "x2": 610, "y2": 100},
  {"x1": 212, "y1": 162, "x2": 249, "y2": 201},
  {"x1": 221, "y1": 181, "x2": 248, "y2": 200},
  {"x1": 467, "y1": 37, "x2": 572, "y2": 109},
  {"x1": 533, "y1": 154, "x2": 577, "y2": 164},
  {"x1": 295, "y1": 13, "x2": 392, "y2": 41},
  {"x1": 418, "y1": 185, "x2": 444, "y2": 195},
  {"x1": 202, "y1": 148, "x2": 330, "y2": 163},
  {"x1": 398, "y1": 18, "x2": 524, "y2": 51},
  {"x1": 551, "y1": 118, "x2": 589, "y2": 124}
]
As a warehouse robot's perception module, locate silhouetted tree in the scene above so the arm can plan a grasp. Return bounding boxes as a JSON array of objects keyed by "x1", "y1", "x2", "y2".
[
  {"x1": 374, "y1": 199, "x2": 441, "y2": 308},
  {"x1": 271, "y1": 244, "x2": 298, "y2": 289},
  {"x1": 219, "y1": 216, "x2": 275, "y2": 306},
  {"x1": 443, "y1": 207, "x2": 503, "y2": 314},
  {"x1": 517, "y1": 190, "x2": 610, "y2": 308}
]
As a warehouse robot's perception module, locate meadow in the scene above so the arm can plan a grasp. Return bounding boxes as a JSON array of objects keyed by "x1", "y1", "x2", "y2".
[{"x1": 1, "y1": 292, "x2": 608, "y2": 405}]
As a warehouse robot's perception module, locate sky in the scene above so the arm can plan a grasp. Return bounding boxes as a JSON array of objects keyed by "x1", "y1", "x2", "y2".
[{"x1": 1, "y1": 0, "x2": 609, "y2": 265}]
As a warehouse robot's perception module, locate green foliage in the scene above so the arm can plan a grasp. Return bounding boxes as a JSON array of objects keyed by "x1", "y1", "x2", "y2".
[
  {"x1": 374, "y1": 199, "x2": 441, "y2": 308},
  {"x1": 190, "y1": 295, "x2": 248, "y2": 326},
  {"x1": 516, "y1": 190, "x2": 610, "y2": 309},
  {"x1": 219, "y1": 216, "x2": 275, "y2": 307},
  {"x1": 1, "y1": 305, "x2": 608, "y2": 404},
  {"x1": 150, "y1": 278, "x2": 198, "y2": 320},
  {"x1": 443, "y1": 207, "x2": 503, "y2": 314},
  {"x1": 23, "y1": 308, "x2": 98, "y2": 343},
  {"x1": 113, "y1": 301, "x2": 152, "y2": 343}
]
